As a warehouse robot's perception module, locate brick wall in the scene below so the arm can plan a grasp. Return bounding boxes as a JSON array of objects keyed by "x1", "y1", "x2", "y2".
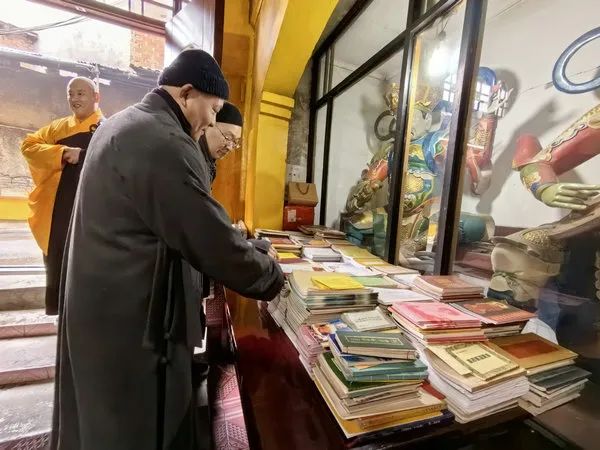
[
  {"x1": 0, "y1": 22, "x2": 38, "y2": 52},
  {"x1": 130, "y1": 30, "x2": 165, "y2": 70}
]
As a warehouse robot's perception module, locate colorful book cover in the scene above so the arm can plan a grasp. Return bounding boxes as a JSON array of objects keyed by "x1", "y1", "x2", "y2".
[
  {"x1": 416, "y1": 275, "x2": 479, "y2": 290},
  {"x1": 329, "y1": 336, "x2": 415, "y2": 367},
  {"x1": 391, "y1": 302, "x2": 481, "y2": 328},
  {"x1": 445, "y1": 343, "x2": 518, "y2": 380},
  {"x1": 335, "y1": 331, "x2": 414, "y2": 351},
  {"x1": 322, "y1": 352, "x2": 391, "y2": 391},
  {"x1": 455, "y1": 299, "x2": 536, "y2": 324},
  {"x1": 311, "y1": 319, "x2": 350, "y2": 343}
]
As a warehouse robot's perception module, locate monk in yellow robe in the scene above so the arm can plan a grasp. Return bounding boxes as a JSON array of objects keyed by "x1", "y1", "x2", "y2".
[{"x1": 21, "y1": 77, "x2": 103, "y2": 314}]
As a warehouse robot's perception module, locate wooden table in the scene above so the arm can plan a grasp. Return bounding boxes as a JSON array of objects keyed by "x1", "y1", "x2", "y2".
[{"x1": 222, "y1": 291, "x2": 592, "y2": 450}]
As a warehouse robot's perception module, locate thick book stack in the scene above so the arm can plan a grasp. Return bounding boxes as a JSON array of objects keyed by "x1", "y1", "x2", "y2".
[
  {"x1": 420, "y1": 342, "x2": 529, "y2": 423},
  {"x1": 312, "y1": 331, "x2": 450, "y2": 438},
  {"x1": 302, "y1": 247, "x2": 343, "y2": 262},
  {"x1": 452, "y1": 299, "x2": 536, "y2": 338},
  {"x1": 389, "y1": 302, "x2": 486, "y2": 345},
  {"x1": 265, "y1": 236, "x2": 303, "y2": 254},
  {"x1": 412, "y1": 276, "x2": 484, "y2": 302},
  {"x1": 490, "y1": 333, "x2": 589, "y2": 415},
  {"x1": 282, "y1": 271, "x2": 379, "y2": 365}
]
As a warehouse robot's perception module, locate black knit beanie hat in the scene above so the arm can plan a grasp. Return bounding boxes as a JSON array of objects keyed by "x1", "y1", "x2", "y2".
[
  {"x1": 158, "y1": 49, "x2": 229, "y2": 100},
  {"x1": 216, "y1": 102, "x2": 243, "y2": 126}
]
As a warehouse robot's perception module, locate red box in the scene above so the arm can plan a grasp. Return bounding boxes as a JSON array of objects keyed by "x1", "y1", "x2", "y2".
[{"x1": 283, "y1": 205, "x2": 315, "y2": 231}]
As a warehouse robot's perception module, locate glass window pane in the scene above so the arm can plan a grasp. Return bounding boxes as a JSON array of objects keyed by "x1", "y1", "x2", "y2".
[
  {"x1": 396, "y1": 0, "x2": 466, "y2": 271},
  {"x1": 325, "y1": 50, "x2": 404, "y2": 257},
  {"x1": 313, "y1": 106, "x2": 327, "y2": 224},
  {"x1": 453, "y1": 0, "x2": 600, "y2": 381},
  {"x1": 143, "y1": 2, "x2": 172, "y2": 21},
  {"x1": 329, "y1": 0, "x2": 409, "y2": 91}
]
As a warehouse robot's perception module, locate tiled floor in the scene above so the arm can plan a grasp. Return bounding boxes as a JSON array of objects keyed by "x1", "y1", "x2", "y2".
[{"x1": 212, "y1": 364, "x2": 249, "y2": 450}]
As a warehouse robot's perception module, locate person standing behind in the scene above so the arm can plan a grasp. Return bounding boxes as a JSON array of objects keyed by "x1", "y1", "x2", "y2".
[
  {"x1": 21, "y1": 77, "x2": 103, "y2": 315},
  {"x1": 199, "y1": 101, "x2": 243, "y2": 183}
]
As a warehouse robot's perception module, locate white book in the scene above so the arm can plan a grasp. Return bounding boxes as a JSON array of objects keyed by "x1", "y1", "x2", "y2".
[
  {"x1": 375, "y1": 288, "x2": 434, "y2": 305},
  {"x1": 391, "y1": 273, "x2": 420, "y2": 286},
  {"x1": 341, "y1": 308, "x2": 396, "y2": 332},
  {"x1": 302, "y1": 247, "x2": 342, "y2": 262}
]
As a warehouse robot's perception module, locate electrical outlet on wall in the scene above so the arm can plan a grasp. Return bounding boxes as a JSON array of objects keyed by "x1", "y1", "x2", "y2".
[{"x1": 286, "y1": 164, "x2": 306, "y2": 182}]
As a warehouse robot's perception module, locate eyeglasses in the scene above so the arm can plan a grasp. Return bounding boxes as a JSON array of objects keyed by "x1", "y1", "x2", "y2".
[{"x1": 215, "y1": 126, "x2": 241, "y2": 150}]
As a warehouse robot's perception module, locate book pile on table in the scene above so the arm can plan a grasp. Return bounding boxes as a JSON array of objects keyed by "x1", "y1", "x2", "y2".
[
  {"x1": 265, "y1": 236, "x2": 303, "y2": 254},
  {"x1": 312, "y1": 330, "x2": 451, "y2": 438},
  {"x1": 412, "y1": 275, "x2": 484, "y2": 302},
  {"x1": 420, "y1": 341, "x2": 529, "y2": 423},
  {"x1": 389, "y1": 302, "x2": 486, "y2": 345},
  {"x1": 389, "y1": 301, "x2": 530, "y2": 422},
  {"x1": 490, "y1": 333, "x2": 590, "y2": 415},
  {"x1": 280, "y1": 271, "x2": 379, "y2": 368},
  {"x1": 452, "y1": 299, "x2": 536, "y2": 338}
]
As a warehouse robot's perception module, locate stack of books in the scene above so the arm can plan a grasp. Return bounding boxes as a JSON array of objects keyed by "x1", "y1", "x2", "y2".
[
  {"x1": 297, "y1": 325, "x2": 328, "y2": 372},
  {"x1": 420, "y1": 341, "x2": 529, "y2": 423},
  {"x1": 312, "y1": 331, "x2": 450, "y2": 438},
  {"x1": 389, "y1": 302, "x2": 486, "y2": 345},
  {"x1": 265, "y1": 236, "x2": 303, "y2": 254},
  {"x1": 302, "y1": 246, "x2": 343, "y2": 262},
  {"x1": 292, "y1": 236, "x2": 331, "y2": 248},
  {"x1": 315, "y1": 229, "x2": 347, "y2": 240},
  {"x1": 451, "y1": 299, "x2": 536, "y2": 338},
  {"x1": 490, "y1": 333, "x2": 589, "y2": 415},
  {"x1": 281, "y1": 271, "x2": 378, "y2": 351},
  {"x1": 412, "y1": 276, "x2": 484, "y2": 302}
]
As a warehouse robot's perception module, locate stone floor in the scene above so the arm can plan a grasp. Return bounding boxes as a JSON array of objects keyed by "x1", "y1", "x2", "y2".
[{"x1": 0, "y1": 221, "x2": 42, "y2": 266}]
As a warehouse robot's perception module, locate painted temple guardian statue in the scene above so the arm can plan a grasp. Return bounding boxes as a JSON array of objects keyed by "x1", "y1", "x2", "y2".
[
  {"x1": 489, "y1": 27, "x2": 600, "y2": 309},
  {"x1": 344, "y1": 69, "x2": 509, "y2": 261}
]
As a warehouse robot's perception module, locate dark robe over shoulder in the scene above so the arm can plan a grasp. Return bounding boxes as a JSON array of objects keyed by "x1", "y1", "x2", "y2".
[
  {"x1": 46, "y1": 122, "x2": 101, "y2": 315},
  {"x1": 51, "y1": 91, "x2": 284, "y2": 450}
]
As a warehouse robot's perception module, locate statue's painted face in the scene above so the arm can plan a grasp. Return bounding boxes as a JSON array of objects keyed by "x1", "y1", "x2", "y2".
[{"x1": 411, "y1": 109, "x2": 433, "y2": 140}]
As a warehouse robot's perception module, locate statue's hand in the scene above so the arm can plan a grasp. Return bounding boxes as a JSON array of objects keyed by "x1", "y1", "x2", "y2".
[{"x1": 540, "y1": 182, "x2": 600, "y2": 210}]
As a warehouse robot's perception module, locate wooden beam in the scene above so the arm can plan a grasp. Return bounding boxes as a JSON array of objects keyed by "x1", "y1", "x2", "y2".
[{"x1": 29, "y1": 0, "x2": 166, "y2": 36}]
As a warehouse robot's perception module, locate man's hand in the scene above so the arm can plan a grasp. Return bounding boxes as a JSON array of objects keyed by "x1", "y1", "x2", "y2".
[
  {"x1": 62, "y1": 147, "x2": 82, "y2": 165},
  {"x1": 540, "y1": 182, "x2": 600, "y2": 210}
]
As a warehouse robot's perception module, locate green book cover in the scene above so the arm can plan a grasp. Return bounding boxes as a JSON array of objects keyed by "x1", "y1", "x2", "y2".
[
  {"x1": 323, "y1": 352, "x2": 391, "y2": 392},
  {"x1": 351, "y1": 276, "x2": 398, "y2": 288},
  {"x1": 345, "y1": 359, "x2": 428, "y2": 377},
  {"x1": 335, "y1": 331, "x2": 414, "y2": 350}
]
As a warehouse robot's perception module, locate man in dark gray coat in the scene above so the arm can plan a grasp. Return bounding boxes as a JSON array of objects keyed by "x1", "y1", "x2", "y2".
[{"x1": 51, "y1": 49, "x2": 284, "y2": 450}]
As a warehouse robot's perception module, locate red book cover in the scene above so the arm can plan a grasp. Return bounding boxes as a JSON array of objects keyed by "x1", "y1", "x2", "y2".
[
  {"x1": 417, "y1": 275, "x2": 479, "y2": 290},
  {"x1": 391, "y1": 302, "x2": 481, "y2": 328},
  {"x1": 457, "y1": 299, "x2": 536, "y2": 324}
]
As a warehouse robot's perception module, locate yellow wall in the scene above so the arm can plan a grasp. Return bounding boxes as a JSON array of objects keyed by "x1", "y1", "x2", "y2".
[
  {"x1": 0, "y1": 197, "x2": 29, "y2": 221},
  {"x1": 243, "y1": 0, "x2": 337, "y2": 232}
]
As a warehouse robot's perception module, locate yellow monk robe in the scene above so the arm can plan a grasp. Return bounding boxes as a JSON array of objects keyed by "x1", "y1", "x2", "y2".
[{"x1": 21, "y1": 110, "x2": 103, "y2": 254}]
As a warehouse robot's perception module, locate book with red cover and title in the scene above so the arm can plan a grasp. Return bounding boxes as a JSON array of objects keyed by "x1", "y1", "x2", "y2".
[
  {"x1": 451, "y1": 299, "x2": 536, "y2": 325},
  {"x1": 412, "y1": 275, "x2": 484, "y2": 302},
  {"x1": 390, "y1": 302, "x2": 481, "y2": 329}
]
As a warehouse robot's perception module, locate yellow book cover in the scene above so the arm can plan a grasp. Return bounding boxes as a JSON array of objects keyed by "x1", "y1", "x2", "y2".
[{"x1": 312, "y1": 275, "x2": 364, "y2": 290}]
